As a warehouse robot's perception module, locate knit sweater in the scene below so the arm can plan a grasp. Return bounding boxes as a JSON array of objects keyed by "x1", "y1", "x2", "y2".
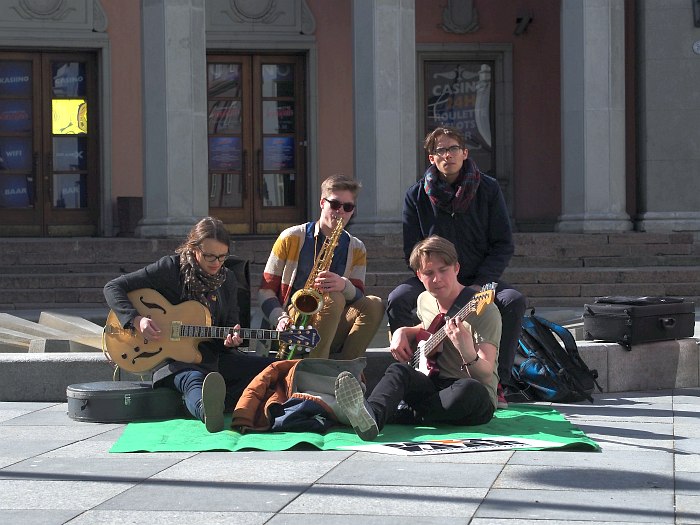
[{"x1": 259, "y1": 222, "x2": 368, "y2": 325}]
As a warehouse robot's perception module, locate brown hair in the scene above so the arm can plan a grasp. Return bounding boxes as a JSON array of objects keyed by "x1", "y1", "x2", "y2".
[
  {"x1": 176, "y1": 216, "x2": 230, "y2": 254},
  {"x1": 320, "y1": 173, "x2": 362, "y2": 199},
  {"x1": 408, "y1": 235, "x2": 459, "y2": 272},
  {"x1": 423, "y1": 126, "x2": 466, "y2": 154}
]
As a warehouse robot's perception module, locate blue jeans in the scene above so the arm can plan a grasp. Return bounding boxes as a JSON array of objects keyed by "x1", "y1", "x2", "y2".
[
  {"x1": 172, "y1": 369, "x2": 206, "y2": 421},
  {"x1": 168, "y1": 351, "x2": 275, "y2": 421}
]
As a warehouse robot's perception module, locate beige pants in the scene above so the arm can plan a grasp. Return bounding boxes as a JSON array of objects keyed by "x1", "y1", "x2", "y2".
[{"x1": 289, "y1": 292, "x2": 385, "y2": 360}]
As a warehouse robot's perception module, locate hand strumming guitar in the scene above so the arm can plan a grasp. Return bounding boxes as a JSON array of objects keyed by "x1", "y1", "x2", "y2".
[
  {"x1": 134, "y1": 315, "x2": 162, "y2": 341},
  {"x1": 389, "y1": 325, "x2": 420, "y2": 363}
]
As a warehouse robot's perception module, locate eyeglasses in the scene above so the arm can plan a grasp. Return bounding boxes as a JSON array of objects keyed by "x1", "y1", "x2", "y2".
[
  {"x1": 433, "y1": 145, "x2": 464, "y2": 157},
  {"x1": 198, "y1": 248, "x2": 230, "y2": 263},
  {"x1": 323, "y1": 198, "x2": 356, "y2": 212}
]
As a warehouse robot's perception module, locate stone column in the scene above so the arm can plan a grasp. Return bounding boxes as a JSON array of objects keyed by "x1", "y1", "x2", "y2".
[
  {"x1": 351, "y1": 0, "x2": 416, "y2": 235},
  {"x1": 136, "y1": 0, "x2": 208, "y2": 238},
  {"x1": 635, "y1": 2, "x2": 700, "y2": 232},
  {"x1": 557, "y1": 0, "x2": 632, "y2": 232}
]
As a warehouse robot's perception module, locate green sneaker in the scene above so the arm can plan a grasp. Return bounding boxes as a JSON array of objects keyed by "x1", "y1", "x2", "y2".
[{"x1": 334, "y1": 371, "x2": 378, "y2": 441}]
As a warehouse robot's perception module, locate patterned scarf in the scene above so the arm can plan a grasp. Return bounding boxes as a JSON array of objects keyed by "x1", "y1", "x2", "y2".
[
  {"x1": 423, "y1": 158, "x2": 481, "y2": 214},
  {"x1": 180, "y1": 249, "x2": 226, "y2": 310}
]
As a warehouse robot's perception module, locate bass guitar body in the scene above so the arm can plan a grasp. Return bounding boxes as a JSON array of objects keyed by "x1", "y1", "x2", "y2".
[
  {"x1": 104, "y1": 289, "x2": 320, "y2": 373},
  {"x1": 412, "y1": 313, "x2": 446, "y2": 377}
]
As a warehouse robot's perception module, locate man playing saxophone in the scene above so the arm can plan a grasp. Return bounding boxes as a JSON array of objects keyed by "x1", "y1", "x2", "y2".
[{"x1": 259, "y1": 174, "x2": 385, "y2": 360}]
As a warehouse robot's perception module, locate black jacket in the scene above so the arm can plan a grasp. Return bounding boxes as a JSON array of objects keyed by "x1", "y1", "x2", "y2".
[
  {"x1": 402, "y1": 172, "x2": 514, "y2": 286},
  {"x1": 103, "y1": 254, "x2": 240, "y2": 382}
]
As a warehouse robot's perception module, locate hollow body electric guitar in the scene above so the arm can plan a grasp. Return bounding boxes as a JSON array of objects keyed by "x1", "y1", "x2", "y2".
[
  {"x1": 104, "y1": 288, "x2": 320, "y2": 373},
  {"x1": 411, "y1": 283, "x2": 496, "y2": 376}
]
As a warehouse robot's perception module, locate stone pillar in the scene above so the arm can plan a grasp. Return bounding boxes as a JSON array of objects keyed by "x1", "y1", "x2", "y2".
[
  {"x1": 351, "y1": 0, "x2": 416, "y2": 235},
  {"x1": 557, "y1": 0, "x2": 632, "y2": 232},
  {"x1": 635, "y1": 2, "x2": 700, "y2": 232},
  {"x1": 136, "y1": 0, "x2": 208, "y2": 238}
]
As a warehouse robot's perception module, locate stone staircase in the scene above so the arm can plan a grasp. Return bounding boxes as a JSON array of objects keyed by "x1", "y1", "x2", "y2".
[{"x1": 1, "y1": 232, "x2": 700, "y2": 316}]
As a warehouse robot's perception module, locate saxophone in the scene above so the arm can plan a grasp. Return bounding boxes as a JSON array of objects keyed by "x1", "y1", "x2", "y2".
[{"x1": 276, "y1": 217, "x2": 344, "y2": 359}]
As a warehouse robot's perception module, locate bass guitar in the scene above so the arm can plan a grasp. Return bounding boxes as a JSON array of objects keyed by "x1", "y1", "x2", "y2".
[
  {"x1": 103, "y1": 288, "x2": 320, "y2": 373},
  {"x1": 412, "y1": 283, "x2": 496, "y2": 376}
]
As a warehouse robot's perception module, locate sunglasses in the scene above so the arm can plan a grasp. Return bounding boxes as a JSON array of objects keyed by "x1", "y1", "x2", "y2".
[{"x1": 323, "y1": 198, "x2": 356, "y2": 212}]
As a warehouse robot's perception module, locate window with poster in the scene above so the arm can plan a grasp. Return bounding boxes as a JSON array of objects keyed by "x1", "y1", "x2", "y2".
[{"x1": 423, "y1": 61, "x2": 495, "y2": 177}]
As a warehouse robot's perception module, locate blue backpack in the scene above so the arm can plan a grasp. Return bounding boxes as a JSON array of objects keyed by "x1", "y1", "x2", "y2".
[{"x1": 512, "y1": 312, "x2": 602, "y2": 403}]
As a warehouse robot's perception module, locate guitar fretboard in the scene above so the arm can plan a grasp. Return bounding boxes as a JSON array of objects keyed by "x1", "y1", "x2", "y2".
[
  {"x1": 180, "y1": 325, "x2": 280, "y2": 341},
  {"x1": 420, "y1": 283, "x2": 496, "y2": 357}
]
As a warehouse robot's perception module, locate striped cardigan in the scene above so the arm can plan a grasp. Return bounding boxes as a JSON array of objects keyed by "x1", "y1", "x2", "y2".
[{"x1": 259, "y1": 222, "x2": 368, "y2": 325}]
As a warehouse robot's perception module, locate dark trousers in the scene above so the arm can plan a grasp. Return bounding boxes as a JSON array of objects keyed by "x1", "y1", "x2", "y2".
[
  {"x1": 386, "y1": 277, "x2": 526, "y2": 387},
  {"x1": 168, "y1": 351, "x2": 275, "y2": 421},
  {"x1": 367, "y1": 362, "x2": 494, "y2": 430}
]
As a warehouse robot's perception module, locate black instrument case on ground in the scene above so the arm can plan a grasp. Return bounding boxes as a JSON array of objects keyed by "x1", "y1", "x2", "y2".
[
  {"x1": 583, "y1": 296, "x2": 695, "y2": 349},
  {"x1": 67, "y1": 381, "x2": 186, "y2": 423}
]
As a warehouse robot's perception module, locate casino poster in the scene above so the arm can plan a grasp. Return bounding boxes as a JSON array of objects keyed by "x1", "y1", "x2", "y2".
[
  {"x1": 0, "y1": 60, "x2": 32, "y2": 98},
  {"x1": 425, "y1": 62, "x2": 493, "y2": 153}
]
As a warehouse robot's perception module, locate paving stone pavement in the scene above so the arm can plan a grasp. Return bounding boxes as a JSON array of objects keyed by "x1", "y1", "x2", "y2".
[{"x1": 0, "y1": 389, "x2": 699, "y2": 524}]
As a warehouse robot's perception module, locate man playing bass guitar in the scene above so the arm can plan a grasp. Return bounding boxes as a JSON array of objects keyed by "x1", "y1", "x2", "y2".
[{"x1": 335, "y1": 235, "x2": 502, "y2": 441}]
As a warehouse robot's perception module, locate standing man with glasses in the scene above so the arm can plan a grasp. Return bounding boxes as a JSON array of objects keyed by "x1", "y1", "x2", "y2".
[
  {"x1": 386, "y1": 126, "x2": 526, "y2": 408},
  {"x1": 259, "y1": 174, "x2": 385, "y2": 359},
  {"x1": 104, "y1": 216, "x2": 274, "y2": 432}
]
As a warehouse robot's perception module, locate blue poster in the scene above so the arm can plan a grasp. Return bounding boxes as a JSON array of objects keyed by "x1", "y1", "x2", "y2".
[
  {"x1": 0, "y1": 174, "x2": 32, "y2": 208},
  {"x1": 0, "y1": 100, "x2": 32, "y2": 134},
  {"x1": 208, "y1": 137, "x2": 241, "y2": 171},
  {"x1": 263, "y1": 137, "x2": 295, "y2": 171},
  {"x1": 0, "y1": 137, "x2": 32, "y2": 171},
  {"x1": 0, "y1": 61, "x2": 32, "y2": 97}
]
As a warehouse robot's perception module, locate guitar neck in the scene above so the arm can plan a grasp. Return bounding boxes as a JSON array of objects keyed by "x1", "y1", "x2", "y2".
[
  {"x1": 180, "y1": 325, "x2": 280, "y2": 341},
  {"x1": 421, "y1": 301, "x2": 478, "y2": 356}
]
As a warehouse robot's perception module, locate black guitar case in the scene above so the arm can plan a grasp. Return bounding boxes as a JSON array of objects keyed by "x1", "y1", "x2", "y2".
[
  {"x1": 583, "y1": 296, "x2": 695, "y2": 349},
  {"x1": 66, "y1": 381, "x2": 187, "y2": 423}
]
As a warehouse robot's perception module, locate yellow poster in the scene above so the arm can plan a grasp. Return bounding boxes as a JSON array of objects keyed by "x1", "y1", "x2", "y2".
[{"x1": 52, "y1": 99, "x2": 87, "y2": 135}]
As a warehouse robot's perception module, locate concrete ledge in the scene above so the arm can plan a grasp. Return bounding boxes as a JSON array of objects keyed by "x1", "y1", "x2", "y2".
[
  {"x1": 578, "y1": 338, "x2": 699, "y2": 392},
  {"x1": 0, "y1": 353, "x2": 148, "y2": 402},
  {"x1": 0, "y1": 339, "x2": 698, "y2": 402}
]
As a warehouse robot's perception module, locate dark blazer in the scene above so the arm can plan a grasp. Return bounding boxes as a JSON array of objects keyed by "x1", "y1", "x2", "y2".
[{"x1": 103, "y1": 254, "x2": 240, "y2": 383}]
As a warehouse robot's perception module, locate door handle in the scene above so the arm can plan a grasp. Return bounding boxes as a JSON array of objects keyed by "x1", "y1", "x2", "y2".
[
  {"x1": 256, "y1": 149, "x2": 263, "y2": 200},
  {"x1": 241, "y1": 149, "x2": 247, "y2": 199},
  {"x1": 45, "y1": 152, "x2": 53, "y2": 200}
]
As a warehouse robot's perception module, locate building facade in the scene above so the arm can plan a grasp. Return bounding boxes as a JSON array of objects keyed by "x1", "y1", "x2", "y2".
[{"x1": 0, "y1": 0, "x2": 698, "y2": 238}]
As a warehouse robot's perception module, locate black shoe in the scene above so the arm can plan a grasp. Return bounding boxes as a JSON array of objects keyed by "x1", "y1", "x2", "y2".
[
  {"x1": 334, "y1": 371, "x2": 379, "y2": 441},
  {"x1": 391, "y1": 401, "x2": 422, "y2": 425},
  {"x1": 202, "y1": 372, "x2": 226, "y2": 433}
]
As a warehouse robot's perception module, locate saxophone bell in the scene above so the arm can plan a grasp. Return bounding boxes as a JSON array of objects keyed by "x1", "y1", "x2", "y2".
[{"x1": 290, "y1": 288, "x2": 323, "y2": 317}]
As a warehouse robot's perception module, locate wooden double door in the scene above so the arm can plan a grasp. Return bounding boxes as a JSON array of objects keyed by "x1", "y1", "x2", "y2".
[
  {"x1": 207, "y1": 54, "x2": 307, "y2": 234},
  {"x1": 0, "y1": 51, "x2": 98, "y2": 236}
]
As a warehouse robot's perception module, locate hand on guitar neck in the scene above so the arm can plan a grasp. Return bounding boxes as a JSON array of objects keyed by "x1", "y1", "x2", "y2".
[{"x1": 133, "y1": 315, "x2": 244, "y2": 349}]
